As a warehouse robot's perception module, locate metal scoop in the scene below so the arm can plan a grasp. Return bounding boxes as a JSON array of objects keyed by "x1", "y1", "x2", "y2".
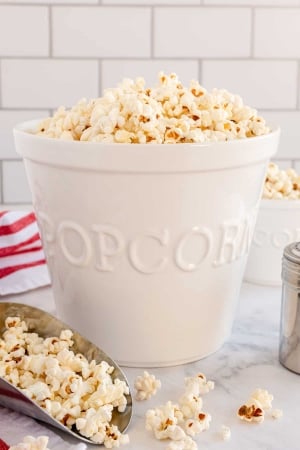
[{"x1": 0, "y1": 302, "x2": 132, "y2": 445}]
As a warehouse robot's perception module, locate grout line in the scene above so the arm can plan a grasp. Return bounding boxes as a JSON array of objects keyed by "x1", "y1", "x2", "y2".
[
  {"x1": 98, "y1": 59, "x2": 102, "y2": 96},
  {"x1": 198, "y1": 59, "x2": 202, "y2": 82},
  {"x1": 1, "y1": 158, "x2": 27, "y2": 162},
  {"x1": 0, "y1": 3, "x2": 299, "y2": 8},
  {"x1": 0, "y1": 107, "x2": 51, "y2": 112},
  {"x1": 0, "y1": 200, "x2": 33, "y2": 206},
  {"x1": 0, "y1": 59, "x2": 2, "y2": 109},
  {"x1": 273, "y1": 157, "x2": 299, "y2": 160},
  {"x1": 150, "y1": 6, "x2": 154, "y2": 58},
  {"x1": 258, "y1": 108, "x2": 298, "y2": 112},
  {"x1": 293, "y1": 160, "x2": 300, "y2": 168},
  {"x1": 1, "y1": 56, "x2": 299, "y2": 62},
  {"x1": 296, "y1": 60, "x2": 300, "y2": 110},
  {"x1": 49, "y1": 5, "x2": 53, "y2": 57}
]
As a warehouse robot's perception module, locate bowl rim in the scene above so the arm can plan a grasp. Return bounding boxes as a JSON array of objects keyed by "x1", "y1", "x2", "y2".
[
  {"x1": 14, "y1": 118, "x2": 280, "y2": 148},
  {"x1": 13, "y1": 119, "x2": 280, "y2": 173}
]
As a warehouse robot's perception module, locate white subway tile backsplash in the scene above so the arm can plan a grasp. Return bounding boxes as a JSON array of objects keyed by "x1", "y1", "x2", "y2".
[
  {"x1": 203, "y1": 0, "x2": 300, "y2": 4},
  {"x1": 154, "y1": 7, "x2": 251, "y2": 57},
  {"x1": 0, "y1": 110, "x2": 50, "y2": 160},
  {"x1": 0, "y1": 0, "x2": 98, "y2": 3},
  {"x1": 260, "y1": 111, "x2": 300, "y2": 160},
  {"x1": 102, "y1": 60, "x2": 199, "y2": 90},
  {"x1": 0, "y1": 6, "x2": 48, "y2": 57},
  {"x1": 2, "y1": 160, "x2": 32, "y2": 204},
  {"x1": 272, "y1": 159, "x2": 293, "y2": 170},
  {"x1": 202, "y1": 60, "x2": 298, "y2": 109},
  {"x1": 0, "y1": 1, "x2": 300, "y2": 205},
  {"x1": 52, "y1": 7, "x2": 151, "y2": 58},
  {"x1": 102, "y1": 0, "x2": 201, "y2": 3},
  {"x1": 254, "y1": 9, "x2": 300, "y2": 58},
  {"x1": 0, "y1": 203, "x2": 31, "y2": 211},
  {"x1": 294, "y1": 161, "x2": 300, "y2": 173},
  {"x1": 1, "y1": 59, "x2": 99, "y2": 109}
]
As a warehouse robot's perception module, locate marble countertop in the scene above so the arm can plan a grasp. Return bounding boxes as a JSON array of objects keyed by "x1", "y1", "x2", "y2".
[{"x1": 1, "y1": 282, "x2": 299, "y2": 450}]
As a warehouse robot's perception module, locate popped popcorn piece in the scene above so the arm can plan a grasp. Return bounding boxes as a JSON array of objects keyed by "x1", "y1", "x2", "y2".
[
  {"x1": 184, "y1": 413, "x2": 211, "y2": 436},
  {"x1": 0, "y1": 317, "x2": 130, "y2": 448},
  {"x1": 165, "y1": 436, "x2": 198, "y2": 450},
  {"x1": 271, "y1": 408, "x2": 283, "y2": 420},
  {"x1": 103, "y1": 425, "x2": 130, "y2": 448},
  {"x1": 237, "y1": 403, "x2": 264, "y2": 423},
  {"x1": 134, "y1": 371, "x2": 161, "y2": 401},
  {"x1": 184, "y1": 373, "x2": 215, "y2": 396},
  {"x1": 37, "y1": 72, "x2": 270, "y2": 144},
  {"x1": 250, "y1": 388, "x2": 273, "y2": 410},
  {"x1": 179, "y1": 393, "x2": 203, "y2": 419},
  {"x1": 146, "y1": 401, "x2": 186, "y2": 441},
  {"x1": 263, "y1": 162, "x2": 300, "y2": 200},
  {"x1": 238, "y1": 388, "x2": 281, "y2": 425},
  {"x1": 220, "y1": 425, "x2": 231, "y2": 441},
  {"x1": 10, "y1": 436, "x2": 50, "y2": 450}
]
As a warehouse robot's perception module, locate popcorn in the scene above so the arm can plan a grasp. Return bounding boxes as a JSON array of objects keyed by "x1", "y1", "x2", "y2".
[
  {"x1": 184, "y1": 413, "x2": 211, "y2": 436},
  {"x1": 263, "y1": 162, "x2": 300, "y2": 200},
  {"x1": 37, "y1": 72, "x2": 269, "y2": 144},
  {"x1": 103, "y1": 424, "x2": 130, "y2": 448},
  {"x1": 10, "y1": 436, "x2": 50, "y2": 450},
  {"x1": 146, "y1": 372, "x2": 212, "y2": 448},
  {"x1": 0, "y1": 317, "x2": 129, "y2": 448},
  {"x1": 238, "y1": 388, "x2": 283, "y2": 426},
  {"x1": 271, "y1": 408, "x2": 283, "y2": 420},
  {"x1": 178, "y1": 393, "x2": 203, "y2": 419},
  {"x1": 237, "y1": 403, "x2": 264, "y2": 423},
  {"x1": 146, "y1": 401, "x2": 186, "y2": 441},
  {"x1": 220, "y1": 425, "x2": 231, "y2": 441},
  {"x1": 184, "y1": 373, "x2": 215, "y2": 396},
  {"x1": 134, "y1": 371, "x2": 161, "y2": 401},
  {"x1": 165, "y1": 436, "x2": 198, "y2": 450},
  {"x1": 249, "y1": 388, "x2": 273, "y2": 410}
]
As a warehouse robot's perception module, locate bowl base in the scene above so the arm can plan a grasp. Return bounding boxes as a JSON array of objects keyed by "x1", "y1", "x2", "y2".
[{"x1": 116, "y1": 341, "x2": 226, "y2": 368}]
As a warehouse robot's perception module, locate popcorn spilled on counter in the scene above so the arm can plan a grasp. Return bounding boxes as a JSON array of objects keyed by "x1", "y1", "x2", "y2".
[
  {"x1": 263, "y1": 162, "x2": 300, "y2": 199},
  {"x1": 250, "y1": 388, "x2": 273, "y2": 410},
  {"x1": 271, "y1": 408, "x2": 283, "y2": 420},
  {"x1": 237, "y1": 388, "x2": 282, "y2": 424},
  {"x1": 165, "y1": 436, "x2": 198, "y2": 450},
  {"x1": 237, "y1": 404, "x2": 264, "y2": 423},
  {"x1": 220, "y1": 425, "x2": 231, "y2": 441},
  {"x1": 0, "y1": 317, "x2": 129, "y2": 448},
  {"x1": 134, "y1": 371, "x2": 161, "y2": 401},
  {"x1": 9, "y1": 436, "x2": 50, "y2": 450},
  {"x1": 36, "y1": 72, "x2": 270, "y2": 144},
  {"x1": 145, "y1": 372, "x2": 214, "y2": 450}
]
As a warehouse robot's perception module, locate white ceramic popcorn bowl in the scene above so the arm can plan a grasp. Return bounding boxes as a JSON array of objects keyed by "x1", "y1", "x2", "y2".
[
  {"x1": 14, "y1": 120, "x2": 280, "y2": 367},
  {"x1": 244, "y1": 199, "x2": 300, "y2": 286}
]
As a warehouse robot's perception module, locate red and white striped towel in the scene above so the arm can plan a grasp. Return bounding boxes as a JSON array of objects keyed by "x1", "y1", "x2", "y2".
[{"x1": 0, "y1": 210, "x2": 51, "y2": 295}]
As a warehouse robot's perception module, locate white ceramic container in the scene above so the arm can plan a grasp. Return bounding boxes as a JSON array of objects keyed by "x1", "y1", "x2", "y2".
[
  {"x1": 244, "y1": 199, "x2": 300, "y2": 286},
  {"x1": 14, "y1": 121, "x2": 279, "y2": 366}
]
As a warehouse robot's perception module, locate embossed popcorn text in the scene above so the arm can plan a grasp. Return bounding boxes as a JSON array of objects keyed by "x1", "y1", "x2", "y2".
[{"x1": 38, "y1": 208, "x2": 257, "y2": 274}]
